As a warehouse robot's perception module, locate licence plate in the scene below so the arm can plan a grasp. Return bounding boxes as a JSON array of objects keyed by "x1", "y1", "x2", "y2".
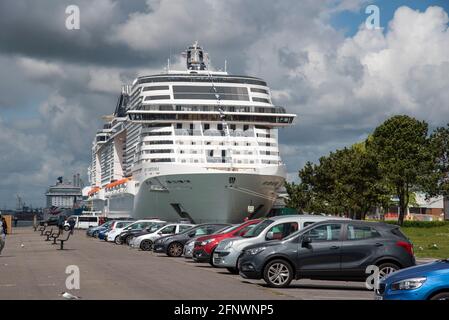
[{"x1": 374, "y1": 295, "x2": 383, "y2": 300}]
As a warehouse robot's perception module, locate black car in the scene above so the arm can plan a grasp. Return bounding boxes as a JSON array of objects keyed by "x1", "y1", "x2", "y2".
[
  {"x1": 153, "y1": 223, "x2": 230, "y2": 257},
  {"x1": 117, "y1": 221, "x2": 167, "y2": 245},
  {"x1": 238, "y1": 220, "x2": 415, "y2": 288}
]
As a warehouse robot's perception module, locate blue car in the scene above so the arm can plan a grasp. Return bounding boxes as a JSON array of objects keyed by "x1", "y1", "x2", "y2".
[
  {"x1": 98, "y1": 228, "x2": 110, "y2": 240},
  {"x1": 376, "y1": 259, "x2": 449, "y2": 300},
  {"x1": 86, "y1": 220, "x2": 114, "y2": 237}
]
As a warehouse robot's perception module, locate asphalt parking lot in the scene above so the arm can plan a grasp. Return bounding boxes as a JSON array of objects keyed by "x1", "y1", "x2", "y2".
[{"x1": 0, "y1": 228, "x2": 379, "y2": 300}]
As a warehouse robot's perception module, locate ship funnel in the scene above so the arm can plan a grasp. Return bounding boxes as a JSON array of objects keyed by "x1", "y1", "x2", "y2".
[{"x1": 185, "y1": 41, "x2": 208, "y2": 71}]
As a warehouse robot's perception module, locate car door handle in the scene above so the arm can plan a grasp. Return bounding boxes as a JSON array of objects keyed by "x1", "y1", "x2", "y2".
[
  {"x1": 330, "y1": 246, "x2": 340, "y2": 250},
  {"x1": 374, "y1": 243, "x2": 384, "y2": 247}
]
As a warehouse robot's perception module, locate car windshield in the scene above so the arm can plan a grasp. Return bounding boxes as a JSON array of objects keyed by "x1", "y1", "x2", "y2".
[
  {"x1": 216, "y1": 225, "x2": 237, "y2": 234},
  {"x1": 147, "y1": 223, "x2": 165, "y2": 232},
  {"x1": 101, "y1": 221, "x2": 113, "y2": 227},
  {"x1": 117, "y1": 222, "x2": 132, "y2": 228},
  {"x1": 242, "y1": 220, "x2": 273, "y2": 238}
]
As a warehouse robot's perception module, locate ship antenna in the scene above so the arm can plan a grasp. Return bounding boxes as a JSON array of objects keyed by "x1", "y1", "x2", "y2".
[
  {"x1": 224, "y1": 60, "x2": 227, "y2": 73},
  {"x1": 167, "y1": 58, "x2": 170, "y2": 72}
]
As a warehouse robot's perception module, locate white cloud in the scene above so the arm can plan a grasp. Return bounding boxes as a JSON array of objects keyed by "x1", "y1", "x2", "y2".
[
  {"x1": 16, "y1": 57, "x2": 65, "y2": 80},
  {"x1": 87, "y1": 67, "x2": 126, "y2": 94}
]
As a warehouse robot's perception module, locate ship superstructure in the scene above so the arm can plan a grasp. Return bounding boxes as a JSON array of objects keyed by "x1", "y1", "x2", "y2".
[{"x1": 87, "y1": 42, "x2": 296, "y2": 223}]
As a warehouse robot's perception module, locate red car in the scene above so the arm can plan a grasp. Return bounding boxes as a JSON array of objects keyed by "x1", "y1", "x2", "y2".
[{"x1": 192, "y1": 219, "x2": 261, "y2": 265}]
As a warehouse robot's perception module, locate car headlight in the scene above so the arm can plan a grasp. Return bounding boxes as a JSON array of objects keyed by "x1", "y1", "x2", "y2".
[
  {"x1": 391, "y1": 277, "x2": 427, "y2": 291},
  {"x1": 245, "y1": 247, "x2": 266, "y2": 255},
  {"x1": 201, "y1": 238, "x2": 215, "y2": 246},
  {"x1": 223, "y1": 241, "x2": 233, "y2": 250}
]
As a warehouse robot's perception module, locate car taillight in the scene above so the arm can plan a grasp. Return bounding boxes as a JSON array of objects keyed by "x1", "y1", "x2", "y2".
[{"x1": 396, "y1": 241, "x2": 414, "y2": 256}]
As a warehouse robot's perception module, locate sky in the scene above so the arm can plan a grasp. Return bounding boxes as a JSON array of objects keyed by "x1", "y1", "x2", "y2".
[{"x1": 0, "y1": 0, "x2": 449, "y2": 209}]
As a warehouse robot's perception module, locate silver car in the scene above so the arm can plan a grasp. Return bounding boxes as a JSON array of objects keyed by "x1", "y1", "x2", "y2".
[
  {"x1": 183, "y1": 239, "x2": 195, "y2": 258},
  {"x1": 213, "y1": 215, "x2": 349, "y2": 273}
]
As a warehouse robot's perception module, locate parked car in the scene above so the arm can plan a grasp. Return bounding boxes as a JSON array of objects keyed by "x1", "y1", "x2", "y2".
[
  {"x1": 183, "y1": 239, "x2": 196, "y2": 259},
  {"x1": 183, "y1": 226, "x2": 236, "y2": 258},
  {"x1": 213, "y1": 215, "x2": 345, "y2": 273},
  {"x1": 192, "y1": 219, "x2": 261, "y2": 264},
  {"x1": 39, "y1": 216, "x2": 64, "y2": 227},
  {"x1": 86, "y1": 220, "x2": 115, "y2": 237},
  {"x1": 118, "y1": 220, "x2": 167, "y2": 245},
  {"x1": 64, "y1": 215, "x2": 100, "y2": 230},
  {"x1": 375, "y1": 259, "x2": 449, "y2": 300},
  {"x1": 109, "y1": 219, "x2": 164, "y2": 244},
  {"x1": 130, "y1": 223, "x2": 195, "y2": 250},
  {"x1": 153, "y1": 223, "x2": 230, "y2": 257},
  {"x1": 104, "y1": 220, "x2": 134, "y2": 242},
  {"x1": 238, "y1": 220, "x2": 415, "y2": 288}
]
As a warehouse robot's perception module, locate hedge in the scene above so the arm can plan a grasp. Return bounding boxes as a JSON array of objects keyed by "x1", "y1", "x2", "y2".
[{"x1": 383, "y1": 220, "x2": 449, "y2": 228}]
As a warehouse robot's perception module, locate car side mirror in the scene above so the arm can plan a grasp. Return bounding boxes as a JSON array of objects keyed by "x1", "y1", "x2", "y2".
[
  {"x1": 188, "y1": 232, "x2": 195, "y2": 238},
  {"x1": 266, "y1": 231, "x2": 274, "y2": 240},
  {"x1": 302, "y1": 236, "x2": 312, "y2": 248}
]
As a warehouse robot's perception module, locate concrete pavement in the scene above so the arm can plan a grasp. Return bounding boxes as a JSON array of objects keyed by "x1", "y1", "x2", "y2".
[{"x1": 0, "y1": 228, "x2": 375, "y2": 300}]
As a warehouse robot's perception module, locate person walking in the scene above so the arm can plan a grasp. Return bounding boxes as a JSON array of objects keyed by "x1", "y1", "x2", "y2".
[
  {"x1": 57, "y1": 215, "x2": 65, "y2": 235},
  {"x1": 1, "y1": 216, "x2": 7, "y2": 235},
  {"x1": 0, "y1": 215, "x2": 6, "y2": 255},
  {"x1": 68, "y1": 218, "x2": 76, "y2": 235}
]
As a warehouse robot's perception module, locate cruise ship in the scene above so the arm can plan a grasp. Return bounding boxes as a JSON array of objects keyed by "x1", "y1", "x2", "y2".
[{"x1": 87, "y1": 42, "x2": 296, "y2": 223}]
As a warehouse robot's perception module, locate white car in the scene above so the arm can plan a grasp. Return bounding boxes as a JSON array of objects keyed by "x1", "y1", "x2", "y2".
[
  {"x1": 107, "y1": 219, "x2": 164, "y2": 244},
  {"x1": 130, "y1": 223, "x2": 195, "y2": 250},
  {"x1": 103, "y1": 220, "x2": 134, "y2": 241},
  {"x1": 64, "y1": 215, "x2": 100, "y2": 230}
]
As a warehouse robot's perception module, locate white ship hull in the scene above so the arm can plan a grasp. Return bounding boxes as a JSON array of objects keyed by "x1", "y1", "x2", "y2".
[{"x1": 132, "y1": 168, "x2": 285, "y2": 224}]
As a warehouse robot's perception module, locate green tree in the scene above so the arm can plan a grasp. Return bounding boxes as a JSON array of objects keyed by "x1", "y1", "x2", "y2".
[
  {"x1": 427, "y1": 124, "x2": 449, "y2": 197},
  {"x1": 366, "y1": 115, "x2": 433, "y2": 225},
  {"x1": 286, "y1": 143, "x2": 389, "y2": 219}
]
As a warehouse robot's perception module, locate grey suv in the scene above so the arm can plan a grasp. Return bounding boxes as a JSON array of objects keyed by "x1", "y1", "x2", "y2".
[{"x1": 238, "y1": 220, "x2": 415, "y2": 288}]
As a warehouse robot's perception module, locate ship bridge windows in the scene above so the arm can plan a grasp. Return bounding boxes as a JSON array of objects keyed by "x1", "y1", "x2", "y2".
[
  {"x1": 173, "y1": 85, "x2": 249, "y2": 101},
  {"x1": 144, "y1": 95, "x2": 171, "y2": 101},
  {"x1": 143, "y1": 85, "x2": 169, "y2": 91},
  {"x1": 252, "y1": 97, "x2": 270, "y2": 104},
  {"x1": 250, "y1": 88, "x2": 269, "y2": 94},
  {"x1": 133, "y1": 76, "x2": 267, "y2": 90},
  {"x1": 255, "y1": 107, "x2": 276, "y2": 113}
]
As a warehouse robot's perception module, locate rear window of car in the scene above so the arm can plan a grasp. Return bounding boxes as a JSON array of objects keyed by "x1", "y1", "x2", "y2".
[{"x1": 391, "y1": 227, "x2": 408, "y2": 240}]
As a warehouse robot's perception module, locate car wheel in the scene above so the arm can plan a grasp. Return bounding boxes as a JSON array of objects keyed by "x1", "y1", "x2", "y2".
[
  {"x1": 114, "y1": 236, "x2": 122, "y2": 245},
  {"x1": 430, "y1": 292, "x2": 449, "y2": 300},
  {"x1": 263, "y1": 259, "x2": 293, "y2": 288},
  {"x1": 140, "y1": 240, "x2": 153, "y2": 251},
  {"x1": 377, "y1": 262, "x2": 399, "y2": 279},
  {"x1": 226, "y1": 267, "x2": 239, "y2": 274},
  {"x1": 167, "y1": 242, "x2": 183, "y2": 257},
  {"x1": 125, "y1": 236, "x2": 133, "y2": 245},
  {"x1": 209, "y1": 248, "x2": 216, "y2": 267},
  {"x1": 64, "y1": 226, "x2": 70, "y2": 231},
  {"x1": 93, "y1": 231, "x2": 99, "y2": 238}
]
